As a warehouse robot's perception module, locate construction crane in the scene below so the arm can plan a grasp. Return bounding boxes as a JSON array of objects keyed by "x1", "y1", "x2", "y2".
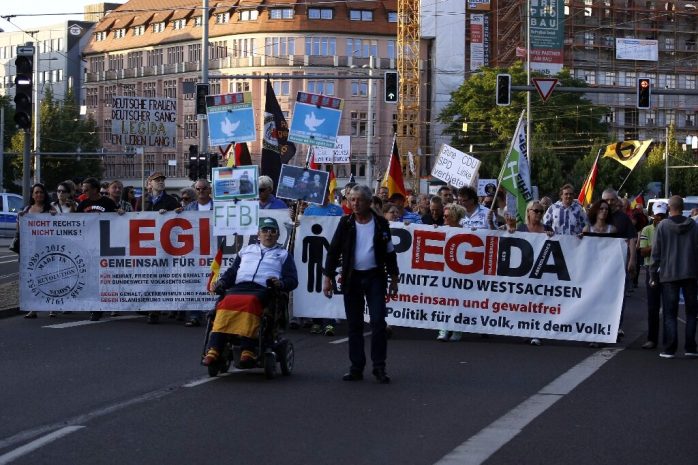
[{"x1": 397, "y1": 0, "x2": 421, "y2": 190}]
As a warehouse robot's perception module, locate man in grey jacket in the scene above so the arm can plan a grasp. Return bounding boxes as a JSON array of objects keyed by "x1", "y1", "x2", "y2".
[{"x1": 650, "y1": 195, "x2": 698, "y2": 359}]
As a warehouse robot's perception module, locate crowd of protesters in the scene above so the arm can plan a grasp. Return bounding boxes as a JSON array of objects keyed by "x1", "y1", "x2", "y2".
[{"x1": 16, "y1": 173, "x2": 696, "y2": 359}]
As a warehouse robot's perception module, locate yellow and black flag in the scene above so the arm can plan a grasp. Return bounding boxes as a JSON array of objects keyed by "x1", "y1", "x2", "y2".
[{"x1": 603, "y1": 140, "x2": 653, "y2": 171}]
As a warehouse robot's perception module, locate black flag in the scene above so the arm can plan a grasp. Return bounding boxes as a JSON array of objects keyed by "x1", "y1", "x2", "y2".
[{"x1": 261, "y1": 79, "x2": 296, "y2": 193}]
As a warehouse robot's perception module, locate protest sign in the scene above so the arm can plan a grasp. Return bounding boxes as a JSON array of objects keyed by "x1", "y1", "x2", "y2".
[
  {"x1": 206, "y1": 92, "x2": 256, "y2": 146},
  {"x1": 276, "y1": 165, "x2": 329, "y2": 204},
  {"x1": 478, "y1": 179, "x2": 497, "y2": 196},
  {"x1": 293, "y1": 218, "x2": 626, "y2": 343},
  {"x1": 212, "y1": 166, "x2": 258, "y2": 200},
  {"x1": 212, "y1": 200, "x2": 259, "y2": 236},
  {"x1": 111, "y1": 96, "x2": 176, "y2": 148},
  {"x1": 289, "y1": 92, "x2": 343, "y2": 148},
  {"x1": 313, "y1": 136, "x2": 351, "y2": 163},
  {"x1": 431, "y1": 144, "x2": 481, "y2": 188},
  {"x1": 19, "y1": 211, "x2": 290, "y2": 312}
]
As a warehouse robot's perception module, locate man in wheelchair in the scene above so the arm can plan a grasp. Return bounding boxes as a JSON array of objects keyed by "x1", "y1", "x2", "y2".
[{"x1": 203, "y1": 217, "x2": 298, "y2": 368}]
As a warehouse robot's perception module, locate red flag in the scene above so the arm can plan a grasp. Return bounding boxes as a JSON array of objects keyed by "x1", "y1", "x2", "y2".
[
  {"x1": 206, "y1": 242, "x2": 224, "y2": 293},
  {"x1": 578, "y1": 151, "x2": 600, "y2": 207},
  {"x1": 234, "y1": 142, "x2": 252, "y2": 166},
  {"x1": 630, "y1": 192, "x2": 645, "y2": 209},
  {"x1": 308, "y1": 151, "x2": 319, "y2": 170},
  {"x1": 381, "y1": 138, "x2": 407, "y2": 198},
  {"x1": 328, "y1": 165, "x2": 337, "y2": 200}
]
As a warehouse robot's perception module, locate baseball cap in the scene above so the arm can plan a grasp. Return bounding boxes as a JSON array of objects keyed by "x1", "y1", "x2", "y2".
[
  {"x1": 653, "y1": 202, "x2": 668, "y2": 216},
  {"x1": 147, "y1": 171, "x2": 166, "y2": 183},
  {"x1": 259, "y1": 217, "x2": 279, "y2": 231}
]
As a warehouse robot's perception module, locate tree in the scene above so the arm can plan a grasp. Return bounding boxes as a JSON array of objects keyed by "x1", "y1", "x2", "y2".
[
  {"x1": 9, "y1": 86, "x2": 101, "y2": 191},
  {"x1": 437, "y1": 63, "x2": 610, "y2": 195},
  {"x1": 1, "y1": 95, "x2": 21, "y2": 192}
]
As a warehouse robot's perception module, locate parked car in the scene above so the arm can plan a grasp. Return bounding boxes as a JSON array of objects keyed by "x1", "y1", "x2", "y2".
[
  {"x1": 647, "y1": 196, "x2": 698, "y2": 218},
  {"x1": 0, "y1": 193, "x2": 24, "y2": 237}
]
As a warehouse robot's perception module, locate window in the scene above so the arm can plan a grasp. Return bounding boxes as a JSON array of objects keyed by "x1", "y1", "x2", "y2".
[
  {"x1": 86, "y1": 88, "x2": 98, "y2": 107},
  {"x1": 665, "y1": 37, "x2": 675, "y2": 50},
  {"x1": 147, "y1": 49, "x2": 164, "y2": 67},
  {"x1": 307, "y1": 79, "x2": 335, "y2": 95},
  {"x1": 665, "y1": 74, "x2": 676, "y2": 88},
  {"x1": 270, "y1": 8, "x2": 294, "y2": 19},
  {"x1": 103, "y1": 119, "x2": 112, "y2": 143},
  {"x1": 114, "y1": 28, "x2": 126, "y2": 38},
  {"x1": 687, "y1": 75, "x2": 696, "y2": 90},
  {"x1": 230, "y1": 81, "x2": 251, "y2": 92},
  {"x1": 108, "y1": 54, "x2": 124, "y2": 70},
  {"x1": 173, "y1": 18, "x2": 187, "y2": 30},
  {"x1": 232, "y1": 38, "x2": 255, "y2": 57},
  {"x1": 183, "y1": 78, "x2": 196, "y2": 100},
  {"x1": 89, "y1": 56, "x2": 105, "y2": 73},
  {"x1": 210, "y1": 81, "x2": 221, "y2": 95},
  {"x1": 624, "y1": 72, "x2": 636, "y2": 86},
  {"x1": 122, "y1": 84, "x2": 136, "y2": 97},
  {"x1": 584, "y1": 0, "x2": 593, "y2": 16},
  {"x1": 350, "y1": 111, "x2": 368, "y2": 136},
  {"x1": 273, "y1": 79, "x2": 290, "y2": 96},
  {"x1": 194, "y1": 16, "x2": 203, "y2": 26},
  {"x1": 167, "y1": 46, "x2": 184, "y2": 64},
  {"x1": 599, "y1": 71, "x2": 615, "y2": 86},
  {"x1": 686, "y1": 113, "x2": 695, "y2": 127},
  {"x1": 346, "y1": 38, "x2": 377, "y2": 58},
  {"x1": 95, "y1": 31, "x2": 107, "y2": 41},
  {"x1": 666, "y1": 110, "x2": 676, "y2": 125},
  {"x1": 105, "y1": 85, "x2": 117, "y2": 106},
  {"x1": 216, "y1": 12, "x2": 230, "y2": 24},
  {"x1": 133, "y1": 25, "x2": 145, "y2": 36},
  {"x1": 184, "y1": 114, "x2": 198, "y2": 139},
  {"x1": 351, "y1": 79, "x2": 368, "y2": 97},
  {"x1": 308, "y1": 8, "x2": 333, "y2": 19},
  {"x1": 646, "y1": 111, "x2": 656, "y2": 125},
  {"x1": 239, "y1": 10, "x2": 258, "y2": 21},
  {"x1": 350, "y1": 10, "x2": 373, "y2": 21},
  {"x1": 388, "y1": 12, "x2": 398, "y2": 22},
  {"x1": 127, "y1": 51, "x2": 143, "y2": 68},
  {"x1": 153, "y1": 22, "x2": 166, "y2": 33},
  {"x1": 265, "y1": 37, "x2": 296, "y2": 57},
  {"x1": 188, "y1": 43, "x2": 201, "y2": 62},
  {"x1": 687, "y1": 40, "x2": 696, "y2": 51},
  {"x1": 584, "y1": 32, "x2": 594, "y2": 49},
  {"x1": 164, "y1": 79, "x2": 177, "y2": 99},
  {"x1": 143, "y1": 82, "x2": 157, "y2": 98},
  {"x1": 305, "y1": 37, "x2": 336, "y2": 56},
  {"x1": 210, "y1": 40, "x2": 228, "y2": 59}
]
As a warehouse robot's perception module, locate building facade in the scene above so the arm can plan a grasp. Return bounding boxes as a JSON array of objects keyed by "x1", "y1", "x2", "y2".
[{"x1": 82, "y1": 0, "x2": 420, "y2": 190}]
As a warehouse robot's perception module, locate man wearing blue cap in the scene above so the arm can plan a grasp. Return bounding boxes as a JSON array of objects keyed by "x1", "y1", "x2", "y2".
[{"x1": 204, "y1": 216, "x2": 298, "y2": 367}]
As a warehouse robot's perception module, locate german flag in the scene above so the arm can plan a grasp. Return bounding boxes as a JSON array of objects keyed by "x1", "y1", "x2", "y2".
[{"x1": 381, "y1": 137, "x2": 407, "y2": 198}]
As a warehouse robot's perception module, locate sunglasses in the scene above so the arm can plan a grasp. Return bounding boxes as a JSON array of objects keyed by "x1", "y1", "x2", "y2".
[{"x1": 529, "y1": 209, "x2": 544, "y2": 213}]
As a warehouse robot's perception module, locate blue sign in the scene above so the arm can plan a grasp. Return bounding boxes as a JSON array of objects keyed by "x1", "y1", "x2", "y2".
[
  {"x1": 289, "y1": 92, "x2": 343, "y2": 148},
  {"x1": 207, "y1": 92, "x2": 256, "y2": 147}
]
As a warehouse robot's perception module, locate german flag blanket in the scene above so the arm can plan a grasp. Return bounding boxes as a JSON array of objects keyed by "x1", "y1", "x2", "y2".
[{"x1": 212, "y1": 294, "x2": 264, "y2": 338}]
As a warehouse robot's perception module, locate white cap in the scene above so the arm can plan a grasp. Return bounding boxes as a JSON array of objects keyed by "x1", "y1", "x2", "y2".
[{"x1": 653, "y1": 202, "x2": 668, "y2": 216}]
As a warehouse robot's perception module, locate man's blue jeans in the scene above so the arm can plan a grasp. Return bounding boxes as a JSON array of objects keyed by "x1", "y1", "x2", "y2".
[
  {"x1": 661, "y1": 279, "x2": 698, "y2": 354},
  {"x1": 343, "y1": 269, "x2": 388, "y2": 373}
]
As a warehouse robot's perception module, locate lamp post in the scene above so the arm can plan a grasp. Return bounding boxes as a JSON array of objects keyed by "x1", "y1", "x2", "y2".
[{"x1": 364, "y1": 56, "x2": 374, "y2": 189}]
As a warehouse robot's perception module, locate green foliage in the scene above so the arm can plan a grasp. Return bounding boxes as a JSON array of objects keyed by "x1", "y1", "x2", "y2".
[
  {"x1": 437, "y1": 63, "x2": 611, "y2": 198},
  {"x1": 9, "y1": 87, "x2": 101, "y2": 191}
]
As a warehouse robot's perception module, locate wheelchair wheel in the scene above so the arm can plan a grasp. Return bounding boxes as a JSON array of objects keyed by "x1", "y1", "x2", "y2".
[
  {"x1": 278, "y1": 340, "x2": 294, "y2": 376},
  {"x1": 263, "y1": 351, "x2": 276, "y2": 379},
  {"x1": 219, "y1": 344, "x2": 232, "y2": 374},
  {"x1": 207, "y1": 362, "x2": 220, "y2": 378}
]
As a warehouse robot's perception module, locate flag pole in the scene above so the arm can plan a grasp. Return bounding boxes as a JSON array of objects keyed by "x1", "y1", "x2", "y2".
[{"x1": 618, "y1": 169, "x2": 633, "y2": 193}]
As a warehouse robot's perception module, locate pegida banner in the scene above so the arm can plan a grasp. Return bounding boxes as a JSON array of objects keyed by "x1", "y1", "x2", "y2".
[{"x1": 293, "y1": 217, "x2": 626, "y2": 343}]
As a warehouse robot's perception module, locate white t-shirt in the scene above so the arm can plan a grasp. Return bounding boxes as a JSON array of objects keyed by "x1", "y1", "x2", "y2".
[
  {"x1": 195, "y1": 200, "x2": 213, "y2": 211},
  {"x1": 354, "y1": 219, "x2": 377, "y2": 270}
]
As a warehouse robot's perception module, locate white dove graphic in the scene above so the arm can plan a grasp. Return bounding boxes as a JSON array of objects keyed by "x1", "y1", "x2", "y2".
[
  {"x1": 304, "y1": 111, "x2": 325, "y2": 131},
  {"x1": 220, "y1": 117, "x2": 240, "y2": 137}
]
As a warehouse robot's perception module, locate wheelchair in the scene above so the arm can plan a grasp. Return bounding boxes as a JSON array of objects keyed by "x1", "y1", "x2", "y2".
[{"x1": 201, "y1": 282, "x2": 294, "y2": 379}]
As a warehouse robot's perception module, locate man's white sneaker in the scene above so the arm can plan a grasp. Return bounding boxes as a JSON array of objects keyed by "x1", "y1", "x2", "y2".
[
  {"x1": 436, "y1": 330, "x2": 449, "y2": 341},
  {"x1": 684, "y1": 352, "x2": 698, "y2": 358},
  {"x1": 659, "y1": 352, "x2": 676, "y2": 359},
  {"x1": 449, "y1": 331, "x2": 463, "y2": 342}
]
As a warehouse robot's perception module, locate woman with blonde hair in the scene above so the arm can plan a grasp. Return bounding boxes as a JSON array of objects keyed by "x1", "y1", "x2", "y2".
[{"x1": 443, "y1": 203, "x2": 466, "y2": 227}]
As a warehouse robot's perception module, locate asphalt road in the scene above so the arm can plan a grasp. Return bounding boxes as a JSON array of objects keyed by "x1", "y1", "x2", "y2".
[
  {"x1": 0, "y1": 238, "x2": 19, "y2": 286},
  {"x1": 1, "y1": 279, "x2": 697, "y2": 465}
]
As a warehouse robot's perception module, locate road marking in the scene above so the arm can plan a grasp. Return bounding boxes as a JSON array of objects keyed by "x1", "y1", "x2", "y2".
[
  {"x1": 0, "y1": 426, "x2": 84, "y2": 465},
  {"x1": 329, "y1": 331, "x2": 372, "y2": 344},
  {"x1": 43, "y1": 315, "x2": 141, "y2": 328},
  {"x1": 434, "y1": 348, "x2": 623, "y2": 465},
  {"x1": 0, "y1": 259, "x2": 18, "y2": 264},
  {"x1": 183, "y1": 371, "x2": 239, "y2": 387}
]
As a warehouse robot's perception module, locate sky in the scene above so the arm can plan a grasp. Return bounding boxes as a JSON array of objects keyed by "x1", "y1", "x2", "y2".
[{"x1": 1, "y1": 1, "x2": 121, "y2": 33}]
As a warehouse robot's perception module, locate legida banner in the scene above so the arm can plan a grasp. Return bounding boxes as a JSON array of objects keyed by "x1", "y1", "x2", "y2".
[
  {"x1": 19, "y1": 210, "x2": 291, "y2": 312},
  {"x1": 293, "y1": 217, "x2": 626, "y2": 343}
]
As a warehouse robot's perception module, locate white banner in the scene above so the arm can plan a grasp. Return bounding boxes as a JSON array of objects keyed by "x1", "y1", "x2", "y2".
[
  {"x1": 212, "y1": 200, "x2": 259, "y2": 236},
  {"x1": 110, "y1": 96, "x2": 177, "y2": 148},
  {"x1": 616, "y1": 38, "x2": 658, "y2": 61},
  {"x1": 293, "y1": 217, "x2": 626, "y2": 343},
  {"x1": 20, "y1": 211, "x2": 291, "y2": 312},
  {"x1": 313, "y1": 135, "x2": 351, "y2": 163}
]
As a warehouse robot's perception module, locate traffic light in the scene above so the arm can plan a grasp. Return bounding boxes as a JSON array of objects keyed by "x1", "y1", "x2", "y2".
[
  {"x1": 196, "y1": 83, "x2": 209, "y2": 115},
  {"x1": 209, "y1": 153, "x2": 219, "y2": 169},
  {"x1": 188, "y1": 145, "x2": 199, "y2": 181},
  {"x1": 384, "y1": 71, "x2": 398, "y2": 103},
  {"x1": 637, "y1": 78, "x2": 651, "y2": 109},
  {"x1": 496, "y1": 74, "x2": 511, "y2": 106},
  {"x1": 14, "y1": 54, "x2": 33, "y2": 129}
]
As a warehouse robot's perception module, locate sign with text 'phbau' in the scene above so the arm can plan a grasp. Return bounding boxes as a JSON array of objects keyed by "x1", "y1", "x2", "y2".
[
  {"x1": 431, "y1": 144, "x2": 481, "y2": 188},
  {"x1": 111, "y1": 96, "x2": 177, "y2": 148}
]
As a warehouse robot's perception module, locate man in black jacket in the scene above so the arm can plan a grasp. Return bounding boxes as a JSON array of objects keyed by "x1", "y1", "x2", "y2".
[
  {"x1": 322, "y1": 184, "x2": 399, "y2": 383},
  {"x1": 135, "y1": 172, "x2": 180, "y2": 213}
]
